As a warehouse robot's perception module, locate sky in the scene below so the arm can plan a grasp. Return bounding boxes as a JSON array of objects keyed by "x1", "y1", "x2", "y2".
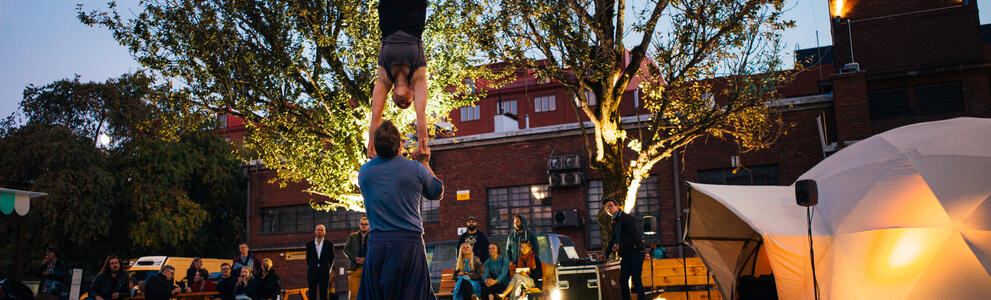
[{"x1": 1, "y1": 0, "x2": 990, "y2": 119}]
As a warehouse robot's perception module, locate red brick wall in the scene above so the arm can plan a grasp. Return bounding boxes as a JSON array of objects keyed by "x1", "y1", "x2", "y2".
[
  {"x1": 831, "y1": 1, "x2": 983, "y2": 71},
  {"x1": 831, "y1": 71, "x2": 872, "y2": 143}
]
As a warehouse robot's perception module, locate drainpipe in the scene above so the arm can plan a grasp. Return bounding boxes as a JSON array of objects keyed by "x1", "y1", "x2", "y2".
[
  {"x1": 244, "y1": 164, "x2": 252, "y2": 245},
  {"x1": 672, "y1": 149, "x2": 684, "y2": 258}
]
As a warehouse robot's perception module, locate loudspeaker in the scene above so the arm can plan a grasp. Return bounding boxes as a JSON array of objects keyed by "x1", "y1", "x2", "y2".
[
  {"x1": 641, "y1": 216, "x2": 657, "y2": 235},
  {"x1": 795, "y1": 179, "x2": 818, "y2": 206},
  {"x1": 554, "y1": 209, "x2": 583, "y2": 228}
]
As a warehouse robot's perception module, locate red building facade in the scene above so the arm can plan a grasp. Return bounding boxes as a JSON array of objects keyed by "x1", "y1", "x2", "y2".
[{"x1": 220, "y1": 1, "x2": 991, "y2": 293}]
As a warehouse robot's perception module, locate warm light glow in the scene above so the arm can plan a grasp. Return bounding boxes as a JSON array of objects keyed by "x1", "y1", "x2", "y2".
[
  {"x1": 833, "y1": 0, "x2": 846, "y2": 17},
  {"x1": 550, "y1": 289, "x2": 562, "y2": 300},
  {"x1": 98, "y1": 133, "x2": 111, "y2": 146},
  {"x1": 887, "y1": 231, "x2": 925, "y2": 269},
  {"x1": 624, "y1": 176, "x2": 643, "y2": 213}
]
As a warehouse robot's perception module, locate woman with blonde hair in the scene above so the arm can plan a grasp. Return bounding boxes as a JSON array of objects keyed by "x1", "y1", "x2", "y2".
[
  {"x1": 233, "y1": 266, "x2": 257, "y2": 300},
  {"x1": 255, "y1": 259, "x2": 282, "y2": 300},
  {"x1": 452, "y1": 242, "x2": 484, "y2": 300}
]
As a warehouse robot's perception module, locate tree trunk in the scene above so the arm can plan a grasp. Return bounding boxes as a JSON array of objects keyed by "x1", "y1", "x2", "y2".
[{"x1": 593, "y1": 118, "x2": 629, "y2": 251}]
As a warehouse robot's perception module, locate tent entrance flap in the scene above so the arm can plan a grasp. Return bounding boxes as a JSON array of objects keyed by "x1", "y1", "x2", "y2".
[{"x1": 686, "y1": 184, "x2": 775, "y2": 300}]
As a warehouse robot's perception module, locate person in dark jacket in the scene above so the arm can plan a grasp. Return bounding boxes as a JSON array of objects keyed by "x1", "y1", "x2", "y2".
[
  {"x1": 254, "y1": 259, "x2": 280, "y2": 300},
  {"x1": 184, "y1": 258, "x2": 203, "y2": 285},
  {"x1": 233, "y1": 243, "x2": 262, "y2": 279},
  {"x1": 88, "y1": 256, "x2": 129, "y2": 300},
  {"x1": 505, "y1": 215, "x2": 539, "y2": 262},
  {"x1": 189, "y1": 269, "x2": 216, "y2": 293},
  {"x1": 457, "y1": 216, "x2": 490, "y2": 263},
  {"x1": 602, "y1": 198, "x2": 646, "y2": 300},
  {"x1": 232, "y1": 266, "x2": 258, "y2": 300},
  {"x1": 306, "y1": 225, "x2": 333, "y2": 300},
  {"x1": 144, "y1": 266, "x2": 182, "y2": 300},
  {"x1": 33, "y1": 248, "x2": 68, "y2": 300},
  {"x1": 343, "y1": 218, "x2": 369, "y2": 300},
  {"x1": 212, "y1": 264, "x2": 235, "y2": 300}
]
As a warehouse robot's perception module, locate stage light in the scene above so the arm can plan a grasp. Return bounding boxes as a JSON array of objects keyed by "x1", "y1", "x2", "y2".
[
  {"x1": 550, "y1": 288, "x2": 562, "y2": 300},
  {"x1": 833, "y1": 0, "x2": 846, "y2": 17}
]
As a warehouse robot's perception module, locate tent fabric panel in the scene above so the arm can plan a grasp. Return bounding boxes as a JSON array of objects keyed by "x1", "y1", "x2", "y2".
[
  {"x1": 905, "y1": 230, "x2": 991, "y2": 300},
  {"x1": 687, "y1": 185, "x2": 758, "y2": 240},
  {"x1": 911, "y1": 155, "x2": 991, "y2": 221},
  {"x1": 834, "y1": 173, "x2": 953, "y2": 234},
  {"x1": 14, "y1": 192, "x2": 29, "y2": 216}
]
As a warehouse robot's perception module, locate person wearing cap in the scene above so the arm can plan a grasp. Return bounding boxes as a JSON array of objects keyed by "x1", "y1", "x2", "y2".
[
  {"x1": 602, "y1": 198, "x2": 645, "y2": 300},
  {"x1": 457, "y1": 216, "x2": 490, "y2": 263}
]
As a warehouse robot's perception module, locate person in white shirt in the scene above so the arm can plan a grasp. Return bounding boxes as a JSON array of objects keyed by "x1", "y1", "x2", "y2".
[{"x1": 306, "y1": 225, "x2": 334, "y2": 300}]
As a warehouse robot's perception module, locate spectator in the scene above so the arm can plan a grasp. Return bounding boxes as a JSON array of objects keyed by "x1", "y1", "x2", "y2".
[
  {"x1": 254, "y1": 259, "x2": 281, "y2": 300},
  {"x1": 452, "y1": 243, "x2": 483, "y2": 300},
  {"x1": 233, "y1": 243, "x2": 262, "y2": 278},
  {"x1": 128, "y1": 277, "x2": 140, "y2": 297},
  {"x1": 88, "y1": 256, "x2": 129, "y2": 300},
  {"x1": 214, "y1": 263, "x2": 235, "y2": 300},
  {"x1": 602, "y1": 198, "x2": 646, "y2": 300},
  {"x1": 185, "y1": 258, "x2": 203, "y2": 284},
  {"x1": 190, "y1": 269, "x2": 216, "y2": 293},
  {"x1": 144, "y1": 266, "x2": 182, "y2": 300},
  {"x1": 504, "y1": 215, "x2": 538, "y2": 262},
  {"x1": 306, "y1": 224, "x2": 333, "y2": 300},
  {"x1": 232, "y1": 266, "x2": 257, "y2": 300},
  {"x1": 33, "y1": 248, "x2": 68, "y2": 300},
  {"x1": 482, "y1": 244, "x2": 510, "y2": 300},
  {"x1": 498, "y1": 240, "x2": 542, "y2": 299},
  {"x1": 457, "y1": 216, "x2": 490, "y2": 263},
  {"x1": 343, "y1": 218, "x2": 369, "y2": 300}
]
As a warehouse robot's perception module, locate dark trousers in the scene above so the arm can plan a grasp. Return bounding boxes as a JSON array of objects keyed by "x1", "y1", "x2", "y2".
[
  {"x1": 483, "y1": 282, "x2": 507, "y2": 297},
  {"x1": 308, "y1": 269, "x2": 331, "y2": 300},
  {"x1": 619, "y1": 252, "x2": 646, "y2": 300},
  {"x1": 358, "y1": 230, "x2": 435, "y2": 300}
]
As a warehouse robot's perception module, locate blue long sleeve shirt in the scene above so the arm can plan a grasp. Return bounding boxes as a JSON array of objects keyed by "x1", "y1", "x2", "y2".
[
  {"x1": 358, "y1": 156, "x2": 444, "y2": 233},
  {"x1": 483, "y1": 255, "x2": 511, "y2": 286}
]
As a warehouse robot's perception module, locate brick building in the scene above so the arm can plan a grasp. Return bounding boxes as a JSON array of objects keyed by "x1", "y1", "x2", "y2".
[{"x1": 219, "y1": 0, "x2": 991, "y2": 294}]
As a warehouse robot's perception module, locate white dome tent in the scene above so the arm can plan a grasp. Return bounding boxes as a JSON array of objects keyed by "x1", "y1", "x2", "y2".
[{"x1": 686, "y1": 117, "x2": 991, "y2": 299}]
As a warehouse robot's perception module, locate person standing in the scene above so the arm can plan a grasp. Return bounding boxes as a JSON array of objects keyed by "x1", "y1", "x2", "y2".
[
  {"x1": 482, "y1": 244, "x2": 510, "y2": 300},
  {"x1": 357, "y1": 120, "x2": 444, "y2": 300},
  {"x1": 306, "y1": 225, "x2": 334, "y2": 300},
  {"x1": 505, "y1": 215, "x2": 539, "y2": 262},
  {"x1": 457, "y1": 216, "x2": 490, "y2": 263},
  {"x1": 33, "y1": 248, "x2": 68, "y2": 300},
  {"x1": 602, "y1": 198, "x2": 646, "y2": 300},
  {"x1": 233, "y1": 242, "x2": 262, "y2": 279},
  {"x1": 144, "y1": 266, "x2": 182, "y2": 300},
  {"x1": 343, "y1": 218, "x2": 370, "y2": 300},
  {"x1": 88, "y1": 256, "x2": 129, "y2": 300}
]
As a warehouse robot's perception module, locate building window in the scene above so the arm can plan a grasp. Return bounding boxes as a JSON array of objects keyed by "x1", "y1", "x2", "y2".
[
  {"x1": 534, "y1": 95, "x2": 556, "y2": 112},
  {"x1": 218, "y1": 114, "x2": 228, "y2": 128},
  {"x1": 584, "y1": 90, "x2": 596, "y2": 106},
  {"x1": 633, "y1": 89, "x2": 640, "y2": 108},
  {"x1": 422, "y1": 196, "x2": 440, "y2": 223},
  {"x1": 586, "y1": 176, "x2": 661, "y2": 249},
  {"x1": 498, "y1": 100, "x2": 518, "y2": 115},
  {"x1": 915, "y1": 81, "x2": 964, "y2": 115},
  {"x1": 697, "y1": 165, "x2": 779, "y2": 185},
  {"x1": 487, "y1": 184, "x2": 553, "y2": 236},
  {"x1": 868, "y1": 88, "x2": 911, "y2": 119},
  {"x1": 461, "y1": 105, "x2": 481, "y2": 121},
  {"x1": 259, "y1": 205, "x2": 365, "y2": 234}
]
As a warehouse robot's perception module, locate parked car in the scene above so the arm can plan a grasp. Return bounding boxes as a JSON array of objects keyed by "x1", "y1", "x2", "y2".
[{"x1": 424, "y1": 233, "x2": 581, "y2": 292}]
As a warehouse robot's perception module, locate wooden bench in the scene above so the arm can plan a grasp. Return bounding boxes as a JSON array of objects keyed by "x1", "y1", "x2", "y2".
[
  {"x1": 436, "y1": 269, "x2": 456, "y2": 298},
  {"x1": 280, "y1": 288, "x2": 309, "y2": 300}
]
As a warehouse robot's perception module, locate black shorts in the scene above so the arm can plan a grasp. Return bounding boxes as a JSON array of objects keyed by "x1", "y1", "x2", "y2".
[{"x1": 378, "y1": 31, "x2": 426, "y2": 83}]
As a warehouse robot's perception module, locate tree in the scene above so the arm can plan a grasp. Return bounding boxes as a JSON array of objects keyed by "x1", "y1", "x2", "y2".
[
  {"x1": 79, "y1": 0, "x2": 506, "y2": 210},
  {"x1": 471, "y1": 0, "x2": 797, "y2": 247},
  {"x1": 0, "y1": 74, "x2": 245, "y2": 274}
]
